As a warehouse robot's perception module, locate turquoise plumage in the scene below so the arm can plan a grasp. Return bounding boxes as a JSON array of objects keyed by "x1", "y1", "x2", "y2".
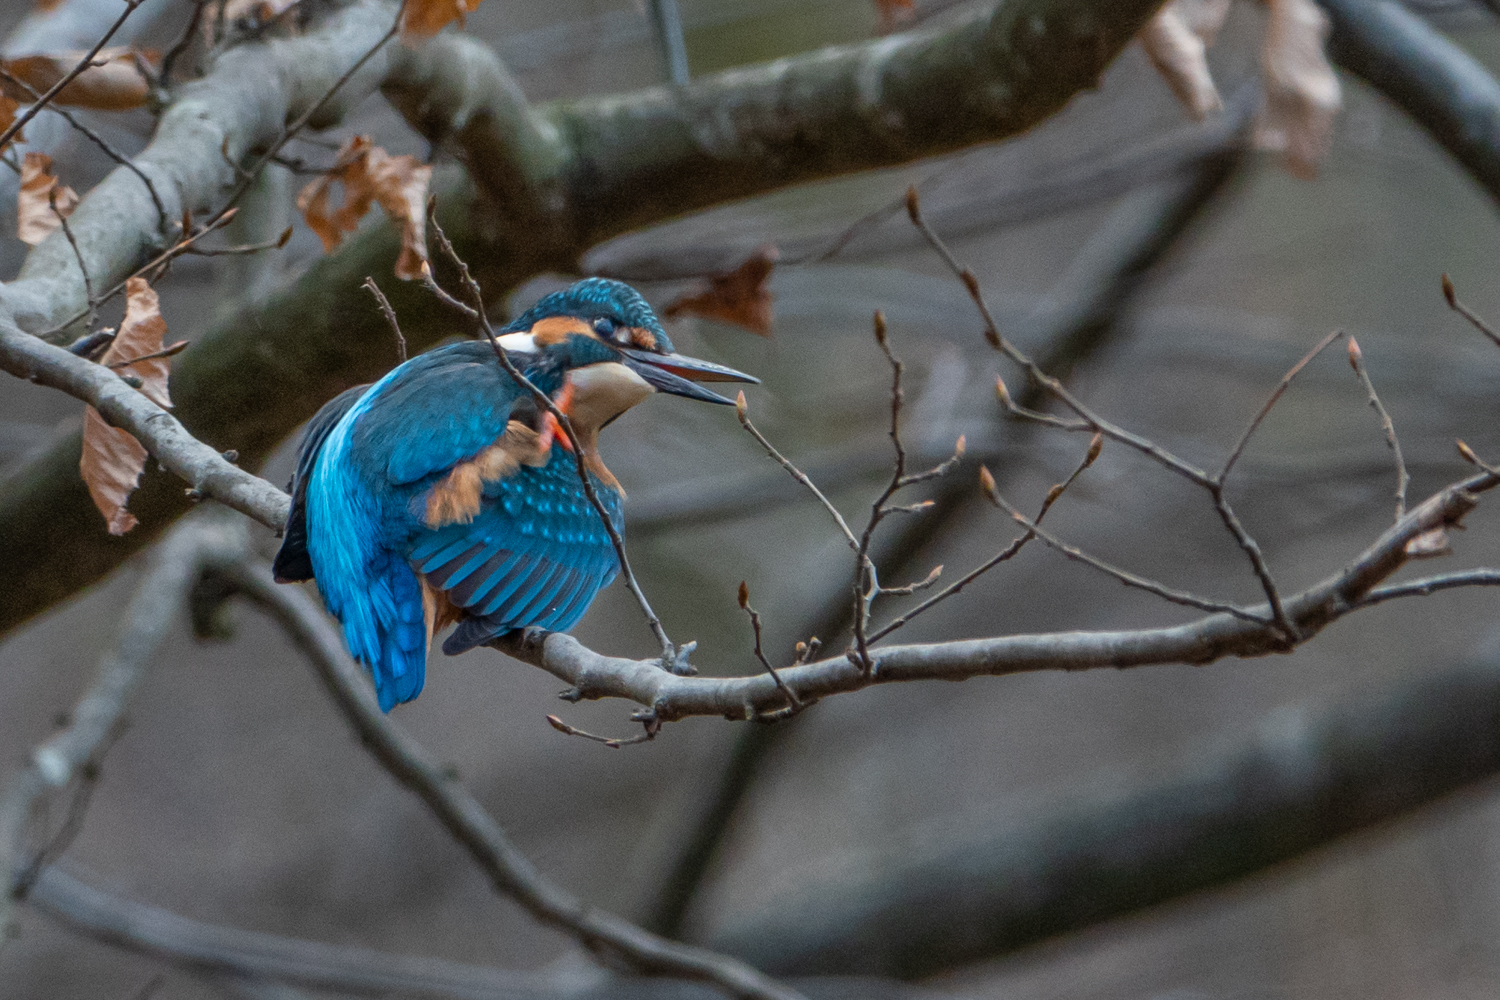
[{"x1": 273, "y1": 278, "x2": 756, "y2": 710}]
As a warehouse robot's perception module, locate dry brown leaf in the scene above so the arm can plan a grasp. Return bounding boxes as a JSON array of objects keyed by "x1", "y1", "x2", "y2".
[
  {"x1": 873, "y1": 0, "x2": 916, "y2": 33},
  {"x1": 400, "y1": 0, "x2": 485, "y2": 42},
  {"x1": 35, "y1": 0, "x2": 67, "y2": 11},
  {"x1": 1405, "y1": 527, "x2": 1452, "y2": 559},
  {"x1": 1, "y1": 47, "x2": 157, "y2": 111},
  {"x1": 1138, "y1": 0, "x2": 1231, "y2": 120},
  {"x1": 222, "y1": 0, "x2": 301, "y2": 23},
  {"x1": 662, "y1": 246, "x2": 778, "y2": 338},
  {"x1": 17, "y1": 151, "x2": 78, "y2": 245},
  {"x1": 80, "y1": 278, "x2": 179, "y2": 535},
  {"x1": 296, "y1": 136, "x2": 432, "y2": 280},
  {"x1": 1255, "y1": 0, "x2": 1341, "y2": 179}
]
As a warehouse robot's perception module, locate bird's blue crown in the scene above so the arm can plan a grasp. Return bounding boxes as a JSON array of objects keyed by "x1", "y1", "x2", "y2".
[{"x1": 504, "y1": 277, "x2": 676, "y2": 353}]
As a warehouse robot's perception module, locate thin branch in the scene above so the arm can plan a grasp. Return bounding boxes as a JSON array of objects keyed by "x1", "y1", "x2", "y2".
[
  {"x1": 159, "y1": 0, "x2": 210, "y2": 87},
  {"x1": 361, "y1": 276, "x2": 406, "y2": 362},
  {"x1": 869, "y1": 436, "x2": 1100, "y2": 643},
  {"x1": 734, "y1": 393, "x2": 859, "y2": 551},
  {"x1": 50, "y1": 188, "x2": 93, "y2": 325},
  {"x1": 424, "y1": 205, "x2": 684, "y2": 673},
  {"x1": 738, "y1": 582, "x2": 802, "y2": 715},
  {"x1": 1347, "y1": 336, "x2": 1409, "y2": 521},
  {"x1": 105, "y1": 340, "x2": 189, "y2": 369},
  {"x1": 546, "y1": 714, "x2": 658, "y2": 748},
  {"x1": 0, "y1": 68, "x2": 169, "y2": 232},
  {"x1": 908, "y1": 188, "x2": 1299, "y2": 644},
  {"x1": 224, "y1": 562, "x2": 806, "y2": 1000},
  {"x1": 30, "y1": 866, "x2": 588, "y2": 1000},
  {"x1": 490, "y1": 472, "x2": 1500, "y2": 722},
  {"x1": 0, "y1": 512, "x2": 247, "y2": 933},
  {"x1": 1442, "y1": 274, "x2": 1500, "y2": 348},
  {"x1": 1218, "y1": 329, "x2": 1344, "y2": 483},
  {"x1": 985, "y1": 486, "x2": 1269, "y2": 625},
  {"x1": 0, "y1": 0, "x2": 146, "y2": 155},
  {"x1": 1358, "y1": 568, "x2": 1500, "y2": 606},
  {"x1": 851, "y1": 311, "x2": 907, "y2": 672},
  {"x1": 182, "y1": 227, "x2": 294, "y2": 257},
  {"x1": 214, "y1": 0, "x2": 404, "y2": 221}
]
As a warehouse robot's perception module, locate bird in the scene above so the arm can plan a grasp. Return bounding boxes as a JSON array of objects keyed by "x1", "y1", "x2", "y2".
[{"x1": 272, "y1": 277, "x2": 757, "y2": 711}]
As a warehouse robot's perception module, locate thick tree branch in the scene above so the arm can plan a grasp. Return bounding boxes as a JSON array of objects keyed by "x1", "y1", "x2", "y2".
[
  {"x1": 0, "y1": 509, "x2": 248, "y2": 934},
  {"x1": 708, "y1": 650, "x2": 1500, "y2": 976},
  {"x1": 490, "y1": 473, "x2": 1497, "y2": 723},
  {"x1": 1323, "y1": 0, "x2": 1500, "y2": 205},
  {"x1": 2, "y1": 0, "x2": 401, "y2": 341}
]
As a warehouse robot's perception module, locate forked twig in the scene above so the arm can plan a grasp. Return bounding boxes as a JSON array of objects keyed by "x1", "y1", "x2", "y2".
[
  {"x1": 0, "y1": 0, "x2": 146, "y2": 154},
  {"x1": 547, "y1": 714, "x2": 658, "y2": 748},
  {"x1": 908, "y1": 188, "x2": 1300, "y2": 644},
  {"x1": 734, "y1": 392, "x2": 859, "y2": 551},
  {"x1": 984, "y1": 488, "x2": 1271, "y2": 625},
  {"x1": 868, "y1": 435, "x2": 1103, "y2": 644},
  {"x1": 1218, "y1": 328, "x2": 1343, "y2": 483}
]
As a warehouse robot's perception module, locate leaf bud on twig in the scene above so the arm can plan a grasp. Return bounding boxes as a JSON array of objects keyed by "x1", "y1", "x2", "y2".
[
  {"x1": 905, "y1": 184, "x2": 920, "y2": 223},
  {"x1": 978, "y1": 465, "x2": 999, "y2": 505},
  {"x1": 1086, "y1": 432, "x2": 1103, "y2": 466},
  {"x1": 1347, "y1": 335, "x2": 1363, "y2": 371},
  {"x1": 734, "y1": 389, "x2": 747, "y2": 422},
  {"x1": 1442, "y1": 273, "x2": 1457, "y2": 310},
  {"x1": 737, "y1": 580, "x2": 750, "y2": 610}
]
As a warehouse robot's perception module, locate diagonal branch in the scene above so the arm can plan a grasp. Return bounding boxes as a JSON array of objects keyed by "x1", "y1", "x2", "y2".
[{"x1": 222, "y1": 562, "x2": 806, "y2": 1000}]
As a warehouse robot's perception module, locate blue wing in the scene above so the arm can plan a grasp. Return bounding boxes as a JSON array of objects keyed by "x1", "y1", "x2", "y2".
[
  {"x1": 273, "y1": 384, "x2": 370, "y2": 584},
  {"x1": 408, "y1": 446, "x2": 623, "y2": 655}
]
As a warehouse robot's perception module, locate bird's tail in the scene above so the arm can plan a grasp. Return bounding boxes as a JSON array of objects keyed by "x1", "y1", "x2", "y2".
[{"x1": 327, "y1": 556, "x2": 428, "y2": 712}]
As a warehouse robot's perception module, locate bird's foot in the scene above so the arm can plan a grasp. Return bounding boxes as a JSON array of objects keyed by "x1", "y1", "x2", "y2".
[{"x1": 662, "y1": 640, "x2": 698, "y2": 676}]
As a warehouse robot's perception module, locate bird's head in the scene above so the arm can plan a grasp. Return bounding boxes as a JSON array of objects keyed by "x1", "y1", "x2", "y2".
[{"x1": 494, "y1": 278, "x2": 757, "y2": 438}]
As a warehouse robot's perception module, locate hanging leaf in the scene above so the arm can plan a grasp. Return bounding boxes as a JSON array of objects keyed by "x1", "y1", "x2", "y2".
[
  {"x1": 17, "y1": 152, "x2": 78, "y2": 245},
  {"x1": 80, "y1": 278, "x2": 184, "y2": 536},
  {"x1": 1, "y1": 47, "x2": 158, "y2": 111},
  {"x1": 400, "y1": 0, "x2": 486, "y2": 42},
  {"x1": 1255, "y1": 0, "x2": 1342, "y2": 179},
  {"x1": 296, "y1": 135, "x2": 432, "y2": 280},
  {"x1": 1138, "y1": 0, "x2": 1231, "y2": 120},
  {"x1": 0, "y1": 94, "x2": 17, "y2": 145},
  {"x1": 663, "y1": 246, "x2": 778, "y2": 338}
]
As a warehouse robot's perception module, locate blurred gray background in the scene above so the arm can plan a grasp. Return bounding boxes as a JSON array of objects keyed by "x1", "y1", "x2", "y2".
[{"x1": 3, "y1": 0, "x2": 1500, "y2": 998}]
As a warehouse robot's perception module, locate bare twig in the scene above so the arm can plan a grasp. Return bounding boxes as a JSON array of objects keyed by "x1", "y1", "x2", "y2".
[
  {"x1": 423, "y1": 205, "x2": 684, "y2": 674},
  {"x1": 361, "y1": 276, "x2": 406, "y2": 362},
  {"x1": 868, "y1": 436, "x2": 1100, "y2": 643},
  {"x1": 734, "y1": 392, "x2": 859, "y2": 550},
  {"x1": 0, "y1": 68, "x2": 169, "y2": 232},
  {"x1": 850, "y1": 311, "x2": 907, "y2": 672},
  {"x1": 492, "y1": 472, "x2": 1500, "y2": 724},
  {"x1": 1347, "y1": 336, "x2": 1409, "y2": 521},
  {"x1": 1442, "y1": 274, "x2": 1500, "y2": 348},
  {"x1": 985, "y1": 486, "x2": 1270, "y2": 625},
  {"x1": 50, "y1": 188, "x2": 93, "y2": 324},
  {"x1": 738, "y1": 582, "x2": 802, "y2": 715},
  {"x1": 1358, "y1": 568, "x2": 1500, "y2": 606},
  {"x1": 546, "y1": 713, "x2": 658, "y2": 748},
  {"x1": 908, "y1": 188, "x2": 1301, "y2": 644},
  {"x1": 159, "y1": 0, "x2": 210, "y2": 86},
  {"x1": 214, "y1": 0, "x2": 404, "y2": 221},
  {"x1": 1218, "y1": 329, "x2": 1344, "y2": 482},
  {"x1": 225, "y1": 562, "x2": 805, "y2": 1000},
  {"x1": 0, "y1": 0, "x2": 146, "y2": 154},
  {"x1": 105, "y1": 340, "x2": 189, "y2": 369},
  {"x1": 182, "y1": 227, "x2": 294, "y2": 256}
]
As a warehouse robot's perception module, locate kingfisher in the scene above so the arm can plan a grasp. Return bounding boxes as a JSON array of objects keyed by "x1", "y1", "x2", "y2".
[{"x1": 272, "y1": 278, "x2": 757, "y2": 711}]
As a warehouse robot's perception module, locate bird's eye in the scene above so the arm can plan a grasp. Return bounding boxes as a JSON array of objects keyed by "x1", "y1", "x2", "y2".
[{"x1": 592, "y1": 317, "x2": 615, "y2": 338}]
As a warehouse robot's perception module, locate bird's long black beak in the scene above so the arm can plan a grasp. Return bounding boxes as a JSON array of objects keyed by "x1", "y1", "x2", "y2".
[{"x1": 620, "y1": 348, "x2": 758, "y2": 405}]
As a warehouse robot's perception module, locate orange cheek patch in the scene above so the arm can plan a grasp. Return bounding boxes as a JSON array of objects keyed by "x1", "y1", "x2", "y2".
[
  {"x1": 627, "y1": 326, "x2": 658, "y2": 350},
  {"x1": 529, "y1": 315, "x2": 593, "y2": 345}
]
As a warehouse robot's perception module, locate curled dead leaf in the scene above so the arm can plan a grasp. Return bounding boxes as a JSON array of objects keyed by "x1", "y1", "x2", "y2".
[
  {"x1": 662, "y1": 245, "x2": 778, "y2": 337},
  {"x1": 1404, "y1": 527, "x2": 1452, "y2": 559},
  {"x1": 1, "y1": 48, "x2": 158, "y2": 111},
  {"x1": 0, "y1": 93, "x2": 17, "y2": 146},
  {"x1": 400, "y1": 0, "x2": 486, "y2": 42},
  {"x1": 1138, "y1": 0, "x2": 1230, "y2": 120},
  {"x1": 1255, "y1": 0, "x2": 1342, "y2": 179},
  {"x1": 80, "y1": 278, "x2": 176, "y2": 535},
  {"x1": 17, "y1": 152, "x2": 77, "y2": 245},
  {"x1": 296, "y1": 136, "x2": 432, "y2": 280}
]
